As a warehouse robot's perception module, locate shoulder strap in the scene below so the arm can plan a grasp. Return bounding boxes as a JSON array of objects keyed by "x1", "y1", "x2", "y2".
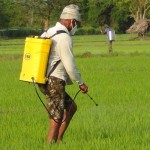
[
  {"x1": 48, "y1": 60, "x2": 61, "y2": 76},
  {"x1": 49, "y1": 30, "x2": 67, "y2": 38},
  {"x1": 48, "y1": 30, "x2": 67, "y2": 76}
]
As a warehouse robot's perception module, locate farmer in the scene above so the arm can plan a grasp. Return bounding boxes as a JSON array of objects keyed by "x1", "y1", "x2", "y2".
[
  {"x1": 103, "y1": 24, "x2": 115, "y2": 53},
  {"x1": 39, "y1": 4, "x2": 88, "y2": 143}
]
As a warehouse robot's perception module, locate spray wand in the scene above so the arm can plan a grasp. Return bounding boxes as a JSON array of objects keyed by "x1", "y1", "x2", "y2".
[
  {"x1": 32, "y1": 78, "x2": 98, "y2": 123},
  {"x1": 86, "y1": 93, "x2": 98, "y2": 106}
]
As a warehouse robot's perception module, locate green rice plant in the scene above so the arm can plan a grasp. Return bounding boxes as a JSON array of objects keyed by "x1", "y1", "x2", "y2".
[
  {"x1": 1, "y1": 34, "x2": 150, "y2": 56},
  {"x1": 0, "y1": 35, "x2": 150, "y2": 150},
  {"x1": 0, "y1": 39, "x2": 24, "y2": 55}
]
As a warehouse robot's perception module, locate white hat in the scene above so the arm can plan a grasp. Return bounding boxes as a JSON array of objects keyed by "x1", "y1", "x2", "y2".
[{"x1": 60, "y1": 4, "x2": 81, "y2": 21}]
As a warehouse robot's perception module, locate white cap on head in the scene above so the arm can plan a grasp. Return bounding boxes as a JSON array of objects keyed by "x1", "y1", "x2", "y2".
[{"x1": 60, "y1": 4, "x2": 81, "y2": 21}]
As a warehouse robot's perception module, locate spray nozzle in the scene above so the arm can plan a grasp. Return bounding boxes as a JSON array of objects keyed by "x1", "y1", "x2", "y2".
[{"x1": 86, "y1": 93, "x2": 98, "y2": 106}]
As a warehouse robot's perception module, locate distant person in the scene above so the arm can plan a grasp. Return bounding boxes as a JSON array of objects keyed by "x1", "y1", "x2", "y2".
[
  {"x1": 39, "y1": 4, "x2": 88, "y2": 143},
  {"x1": 103, "y1": 24, "x2": 115, "y2": 53}
]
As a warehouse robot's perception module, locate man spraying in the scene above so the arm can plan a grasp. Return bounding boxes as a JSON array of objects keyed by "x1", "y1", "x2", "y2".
[{"x1": 39, "y1": 4, "x2": 88, "y2": 143}]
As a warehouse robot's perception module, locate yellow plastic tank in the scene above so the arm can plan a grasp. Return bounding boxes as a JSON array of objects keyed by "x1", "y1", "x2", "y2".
[{"x1": 19, "y1": 37, "x2": 52, "y2": 84}]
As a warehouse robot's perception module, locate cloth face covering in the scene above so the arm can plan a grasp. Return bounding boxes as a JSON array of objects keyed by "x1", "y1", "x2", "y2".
[{"x1": 70, "y1": 21, "x2": 78, "y2": 35}]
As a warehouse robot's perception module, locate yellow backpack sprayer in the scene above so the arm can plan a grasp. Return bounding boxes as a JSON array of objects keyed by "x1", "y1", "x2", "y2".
[
  {"x1": 19, "y1": 36, "x2": 52, "y2": 84},
  {"x1": 19, "y1": 30, "x2": 66, "y2": 84}
]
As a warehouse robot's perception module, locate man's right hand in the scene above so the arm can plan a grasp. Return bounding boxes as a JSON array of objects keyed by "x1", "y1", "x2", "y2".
[{"x1": 79, "y1": 83, "x2": 88, "y2": 93}]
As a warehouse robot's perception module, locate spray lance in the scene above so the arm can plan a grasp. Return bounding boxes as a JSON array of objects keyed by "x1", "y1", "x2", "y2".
[
  {"x1": 86, "y1": 93, "x2": 98, "y2": 106},
  {"x1": 32, "y1": 77, "x2": 98, "y2": 123},
  {"x1": 71, "y1": 89, "x2": 98, "y2": 107},
  {"x1": 79, "y1": 83, "x2": 98, "y2": 106}
]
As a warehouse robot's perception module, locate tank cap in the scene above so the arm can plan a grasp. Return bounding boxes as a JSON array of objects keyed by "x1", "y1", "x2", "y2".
[{"x1": 34, "y1": 36, "x2": 39, "y2": 39}]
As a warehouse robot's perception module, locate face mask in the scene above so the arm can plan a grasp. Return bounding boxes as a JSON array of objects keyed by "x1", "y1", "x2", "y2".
[{"x1": 70, "y1": 21, "x2": 78, "y2": 35}]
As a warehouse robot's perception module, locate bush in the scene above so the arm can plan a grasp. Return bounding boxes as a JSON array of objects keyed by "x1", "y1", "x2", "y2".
[
  {"x1": 0, "y1": 28, "x2": 43, "y2": 38},
  {"x1": 0, "y1": 26, "x2": 102, "y2": 38},
  {"x1": 76, "y1": 27, "x2": 100, "y2": 35}
]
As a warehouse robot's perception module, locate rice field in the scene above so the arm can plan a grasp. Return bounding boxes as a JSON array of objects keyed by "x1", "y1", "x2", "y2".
[{"x1": 0, "y1": 34, "x2": 150, "y2": 150}]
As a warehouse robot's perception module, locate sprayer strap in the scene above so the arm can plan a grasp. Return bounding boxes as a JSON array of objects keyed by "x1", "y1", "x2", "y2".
[
  {"x1": 47, "y1": 30, "x2": 67, "y2": 77},
  {"x1": 49, "y1": 30, "x2": 67, "y2": 38},
  {"x1": 48, "y1": 60, "x2": 61, "y2": 76}
]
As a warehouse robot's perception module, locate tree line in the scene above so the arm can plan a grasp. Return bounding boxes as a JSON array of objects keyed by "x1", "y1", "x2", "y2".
[{"x1": 0, "y1": 0, "x2": 150, "y2": 33}]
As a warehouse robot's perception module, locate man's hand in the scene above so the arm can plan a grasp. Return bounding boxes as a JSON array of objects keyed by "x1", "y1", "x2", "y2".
[{"x1": 79, "y1": 83, "x2": 88, "y2": 93}]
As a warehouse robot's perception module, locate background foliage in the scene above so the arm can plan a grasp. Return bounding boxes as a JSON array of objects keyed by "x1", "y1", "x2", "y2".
[{"x1": 0, "y1": 0, "x2": 150, "y2": 34}]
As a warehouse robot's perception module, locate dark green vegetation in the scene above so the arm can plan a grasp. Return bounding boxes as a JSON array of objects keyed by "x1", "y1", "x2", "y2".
[
  {"x1": 0, "y1": 0, "x2": 150, "y2": 34},
  {"x1": 0, "y1": 35, "x2": 150, "y2": 149}
]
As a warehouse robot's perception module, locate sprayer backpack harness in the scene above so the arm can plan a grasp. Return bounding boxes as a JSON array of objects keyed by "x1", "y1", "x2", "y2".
[{"x1": 45, "y1": 30, "x2": 67, "y2": 77}]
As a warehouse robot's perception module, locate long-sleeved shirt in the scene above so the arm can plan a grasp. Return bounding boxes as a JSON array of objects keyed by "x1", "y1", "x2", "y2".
[{"x1": 41, "y1": 22, "x2": 83, "y2": 85}]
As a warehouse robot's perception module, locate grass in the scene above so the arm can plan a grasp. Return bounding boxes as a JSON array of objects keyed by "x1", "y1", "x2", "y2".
[
  {"x1": 0, "y1": 39, "x2": 24, "y2": 55},
  {"x1": 0, "y1": 34, "x2": 150, "y2": 150}
]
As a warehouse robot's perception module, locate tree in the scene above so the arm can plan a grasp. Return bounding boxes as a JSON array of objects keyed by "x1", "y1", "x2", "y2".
[
  {"x1": 10, "y1": 0, "x2": 84, "y2": 29},
  {"x1": 130, "y1": 0, "x2": 150, "y2": 21},
  {"x1": 2, "y1": 0, "x2": 149, "y2": 34},
  {"x1": 0, "y1": 0, "x2": 10, "y2": 28},
  {"x1": 88, "y1": 0, "x2": 114, "y2": 27},
  {"x1": 114, "y1": 0, "x2": 150, "y2": 21}
]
